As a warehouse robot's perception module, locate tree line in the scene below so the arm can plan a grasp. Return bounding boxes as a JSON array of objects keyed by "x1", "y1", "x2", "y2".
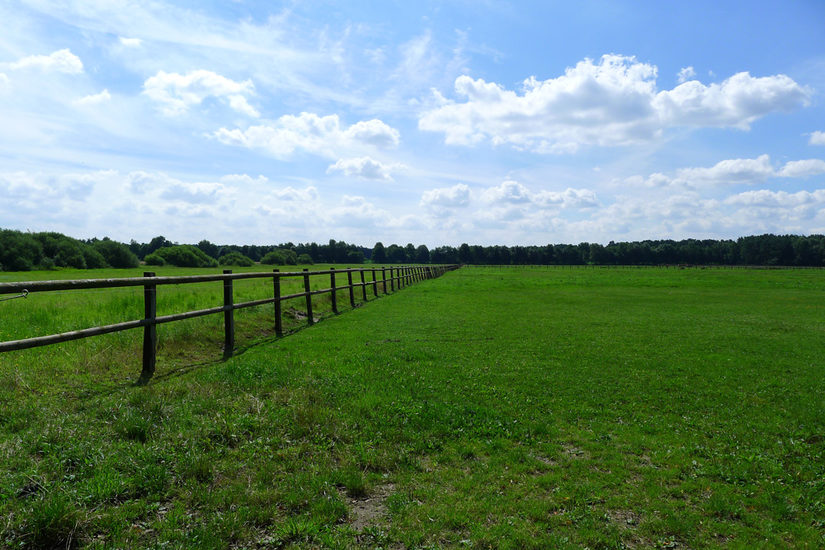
[{"x1": 2, "y1": 228, "x2": 825, "y2": 271}]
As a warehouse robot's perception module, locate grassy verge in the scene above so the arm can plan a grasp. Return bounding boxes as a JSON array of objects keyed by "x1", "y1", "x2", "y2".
[
  {"x1": 1, "y1": 267, "x2": 824, "y2": 548},
  {"x1": 0, "y1": 264, "x2": 380, "y2": 389}
]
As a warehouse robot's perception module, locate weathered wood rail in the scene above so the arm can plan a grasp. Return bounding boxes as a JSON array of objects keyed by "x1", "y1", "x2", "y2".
[{"x1": 0, "y1": 264, "x2": 460, "y2": 384}]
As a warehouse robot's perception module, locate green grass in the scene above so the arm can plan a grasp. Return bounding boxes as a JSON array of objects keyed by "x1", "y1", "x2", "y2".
[
  {"x1": 1, "y1": 266, "x2": 824, "y2": 548},
  {"x1": 0, "y1": 264, "x2": 381, "y2": 388}
]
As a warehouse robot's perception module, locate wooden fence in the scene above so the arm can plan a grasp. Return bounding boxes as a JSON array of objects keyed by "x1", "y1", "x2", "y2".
[{"x1": 0, "y1": 264, "x2": 459, "y2": 384}]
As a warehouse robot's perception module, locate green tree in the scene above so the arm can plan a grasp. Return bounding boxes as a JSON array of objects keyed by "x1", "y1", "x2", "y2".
[
  {"x1": 93, "y1": 239, "x2": 139, "y2": 268},
  {"x1": 415, "y1": 244, "x2": 430, "y2": 263},
  {"x1": 347, "y1": 250, "x2": 365, "y2": 264},
  {"x1": 218, "y1": 251, "x2": 254, "y2": 266},
  {"x1": 372, "y1": 242, "x2": 387, "y2": 263}
]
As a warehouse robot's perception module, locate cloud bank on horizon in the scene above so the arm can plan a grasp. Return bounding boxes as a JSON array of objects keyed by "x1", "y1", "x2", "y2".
[{"x1": 1, "y1": 1, "x2": 824, "y2": 246}]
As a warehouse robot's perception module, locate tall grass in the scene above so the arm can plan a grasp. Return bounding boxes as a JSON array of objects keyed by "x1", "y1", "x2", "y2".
[{"x1": 0, "y1": 264, "x2": 369, "y2": 388}]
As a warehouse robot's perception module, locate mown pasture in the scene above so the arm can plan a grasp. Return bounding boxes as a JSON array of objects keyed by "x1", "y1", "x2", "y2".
[{"x1": 1, "y1": 266, "x2": 824, "y2": 548}]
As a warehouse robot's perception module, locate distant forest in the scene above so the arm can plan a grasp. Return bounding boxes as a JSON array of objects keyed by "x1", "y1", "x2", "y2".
[{"x1": 2, "y1": 228, "x2": 825, "y2": 271}]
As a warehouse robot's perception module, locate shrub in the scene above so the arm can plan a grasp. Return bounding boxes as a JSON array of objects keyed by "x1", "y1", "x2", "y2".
[
  {"x1": 347, "y1": 250, "x2": 365, "y2": 264},
  {"x1": 261, "y1": 249, "x2": 298, "y2": 265},
  {"x1": 39, "y1": 257, "x2": 57, "y2": 270},
  {"x1": 93, "y1": 239, "x2": 140, "y2": 268},
  {"x1": 218, "y1": 251, "x2": 255, "y2": 267},
  {"x1": 82, "y1": 247, "x2": 108, "y2": 269},
  {"x1": 281, "y1": 249, "x2": 298, "y2": 265},
  {"x1": 260, "y1": 250, "x2": 286, "y2": 265},
  {"x1": 297, "y1": 253, "x2": 314, "y2": 265},
  {"x1": 0, "y1": 229, "x2": 43, "y2": 271},
  {"x1": 144, "y1": 253, "x2": 166, "y2": 266},
  {"x1": 152, "y1": 245, "x2": 218, "y2": 268},
  {"x1": 54, "y1": 240, "x2": 87, "y2": 269}
]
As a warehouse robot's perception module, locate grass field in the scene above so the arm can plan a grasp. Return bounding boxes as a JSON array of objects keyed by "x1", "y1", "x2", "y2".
[{"x1": 1, "y1": 266, "x2": 824, "y2": 548}]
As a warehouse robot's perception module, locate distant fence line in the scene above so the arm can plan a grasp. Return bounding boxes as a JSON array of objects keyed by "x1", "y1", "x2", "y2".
[
  {"x1": 470, "y1": 264, "x2": 825, "y2": 270},
  {"x1": 0, "y1": 265, "x2": 460, "y2": 384}
]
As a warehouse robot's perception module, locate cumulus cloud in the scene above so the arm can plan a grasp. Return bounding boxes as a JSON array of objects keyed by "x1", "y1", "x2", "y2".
[
  {"x1": 8, "y1": 49, "x2": 83, "y2": 74},
  {"x1": 74, "y1": 89, "x2": 111, "y2": 106},
  {"x1": 777, "y1": 159, "x2": 825, "y2": 178},
  {"x1": 534, "y1": 188, "x2": 598, "y2": 208},
  {"x1": 724, "y1": 189, "x2": 825, "y2": 208},
  {"x1": 159, "y1": 181, "x2": 230, "y2": 204},
  {"x1": 481, "y1": 180, "x2": 533, "y2": 204},
  {"x1": 635, "y1": 155, "x2": 825, "y2": 188},
  {"x1": 271, "y1": 186, "x2": 319, "y2": 202},
  {"x1": 654, "y1": 71, "x2": 809, "y2": 128},
  {"x1": 327, "y1": 156, "x2": 404, "y2": 181},
  {"x1": 213, "y1": 112, "x2": 400, "y2": 159},
  {"x1": 420, "y1": 183, "x2": 471, "y2": 208},
  {"x1": 676, "y1": 154, "x2": 775, "y2": 185},
  {"x1": 677, "y1": 66, "x2": 696, "y2": 83},
  {"x1": 810, "y1": 131, "x2": 825, "y2": 146},
  {"x1": 143, "y1": 69, "x2": 258, "y2": 117},
  {"x1": 419, "y1": 54, "x2": 810, "y2": 153},
  {"x1": 480, "y1": 180, "x2": 597, "y2": 209},
  {"x1": 345, "y1": 120, "x2": 400, "y2": 148}
]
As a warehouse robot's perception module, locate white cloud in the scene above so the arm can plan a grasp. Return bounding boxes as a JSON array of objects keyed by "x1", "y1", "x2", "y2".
[
  {"x1": 533, "y1": 188, "x2": 599, "y2": 208},
  {"x1": 777, "y1": 159, "x2": 825, "y2": 178},
  {"x1": 420, "y1": 183, "x2": 471, "y2": 208},
  {"x1": 159, "y1": 180, "x2": 230, "y2": 204},
  {"x1": 482, "y1": 180, "x2": 533, "y2": 204},
  {"x1": 677, "y1": 66, "x2": 696, "y2": 83},
  {"x1": 74, "y1": 89, "x2": 111, "y2": 106},
  {"x1": 633, "y1": 154, "x2": 825, "y2": 189},
  {"x1": 0, "y1": 72, "x2": 8, "y2": 89},
  {"x1": 724, "y1": 189, "x2": 825, "y2": 208},
  {"x1": 213, "y1": 112, "x2": 400, "y2": 159},
  {"x1": 142, "y1": 69, "x2": 258, "y2": 117},
  {"x1": 810, "y1": 131, "x2": 825, "y2": 146},
  {"x1": 419, "y1": 54, "x2": 810, "y2": 153},
  {"x1": 118, "y1": 37, "x2": 142, "y2": 47},
  {"x1": 327, "y1": 157, "x2": 404, "y2": 181},
  {"x1": 480, "y1": 180, "x2": 597, "y2": 210},
  {"x1": 271, "y1": 186, "x2": 319, "y2": 202},
  {"x1": 654, "y1": 71, "x2": 809, "y2": 129},
  {"x1": 345, "y1": 119, "x2": 401, "y2": 148},
  {"x1": 8, "y1": 49, "x2": 83, "y2": 74},
  {"x1": 676, "y1": 154, "x2": 775, "y2": 185}
]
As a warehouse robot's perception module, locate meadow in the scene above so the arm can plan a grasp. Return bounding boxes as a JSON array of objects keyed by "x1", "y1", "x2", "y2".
[{"x1": 1, "y1": 266, "x2": 823, "y2": 548}]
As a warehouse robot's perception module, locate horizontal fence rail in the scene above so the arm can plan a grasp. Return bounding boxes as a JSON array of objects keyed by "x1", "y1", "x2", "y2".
[{"x1": 0, "y1": 265, "x2": 460, "y2": 384}]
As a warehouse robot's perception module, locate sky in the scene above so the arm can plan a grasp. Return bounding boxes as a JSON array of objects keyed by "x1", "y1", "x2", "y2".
[{"x1": 1, "y1": 1, "x2": 825, "y2": 247}]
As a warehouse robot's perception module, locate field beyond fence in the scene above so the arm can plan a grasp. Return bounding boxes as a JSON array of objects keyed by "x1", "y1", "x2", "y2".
[
  {"x1": 1, "y1": 266, "x2": 823, "y2": 548},
  {"x1": 0, "y1": 264, "x2": 458, "y2": 384}
]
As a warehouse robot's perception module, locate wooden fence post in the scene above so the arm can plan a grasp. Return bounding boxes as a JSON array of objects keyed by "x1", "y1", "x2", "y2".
[
  {"x1": 360, "y1": 269, "x2": 368, "y2": 301},
  {"x1": 303, "y1": 268, "x2": 314, "y2": 325},
  {"x1": 139, "y1": 271, "x2": 157, "y2": 385},
  {"x1": 372, "y1": 268, "x2": 378, "y2": 297},
  {"x1": 382, "y1": 267, "x2": 387, "y2": 294},
  {"x1": 223, "y1": 269, "x2": 234, "y2": 358},
  {"x1": 347, "y1": 269, "x2": 355, "y2": 307},
  {"x1": 330, "y1": 267, "x2": 338, "y2": 314},
  {"x1": 390, "y1": 267, "x2": 395, "y2": 291},
  {"x1": 273, "y1": 269, "x2": 282, "y2": 336}
]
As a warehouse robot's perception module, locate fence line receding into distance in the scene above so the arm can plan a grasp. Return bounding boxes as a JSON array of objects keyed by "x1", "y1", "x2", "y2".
[{"x1": 0, "y1": 264, "x2": 460, "y2": 384}]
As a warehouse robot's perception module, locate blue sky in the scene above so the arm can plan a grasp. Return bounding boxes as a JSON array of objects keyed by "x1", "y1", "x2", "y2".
[{"x1": 2, "y1": 1, "x2": 824, "y2": 246}]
